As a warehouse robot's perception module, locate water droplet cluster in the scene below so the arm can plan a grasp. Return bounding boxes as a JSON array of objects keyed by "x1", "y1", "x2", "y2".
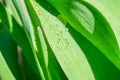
[
  {"x1": 32, "y1": 1, "x2": 43, "y2": 15},
  {"x1": 31, "y1": 0, "x2": 71, "y2": 50},
  {"x1": 45, "y1": 18, "x2": 70, "y2": 51}
]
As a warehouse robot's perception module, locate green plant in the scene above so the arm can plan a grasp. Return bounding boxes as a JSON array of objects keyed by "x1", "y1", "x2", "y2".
[{"x1": 0, "y1": 0, "x2": 120, "y2": 80}]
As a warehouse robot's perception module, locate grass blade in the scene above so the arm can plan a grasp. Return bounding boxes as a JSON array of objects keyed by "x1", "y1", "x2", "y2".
[
  {"x1": 0, "y1": 25, "x2": 20, "y2": 79},
  {"x1": 0, "y1": 51, "x2": 15, "y2": 80},
  {"x1": 0, "y1": 2, "x2": 43, "y2": 79},
  {"x1": 12, "y1": 0, "x2": 49, "y2": 79}
]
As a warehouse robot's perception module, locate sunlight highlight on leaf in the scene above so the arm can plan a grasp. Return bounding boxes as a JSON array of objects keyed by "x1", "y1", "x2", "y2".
[
  {"x1": 84, "y1": 0, "x2": 120, "y2": 49},
  {"x1": 47, "y1": 0, "x2": 95, "y2": 34},
  {"x1": 70, "y1": 1, "x2": 95, "y2": 33}
]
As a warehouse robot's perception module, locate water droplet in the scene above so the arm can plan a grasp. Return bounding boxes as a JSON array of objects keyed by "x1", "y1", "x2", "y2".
[
  {"x1": 35, "y1": 7, "x2": 38, "y2": 10},
  {"x1": 64, "y1": 61, "x2": 67, "y2": 64},
  {"x1": 56, "y1": 34, "x2": 58, "y2": 37},
  {"x1": 58, "y1": 38, "x2": 61, "y2": 41},
  {"x1": 50, "y1": 43, "x2": 53, "y2": 47},
  {"x1": 64, "y1": 39, "x2": 70, "y2": 48},
  {"x1": 56, "y1": 46, "x2": 59, "y2": 49},
  {"x1": 38, "y1": 10, "x2": 43, "y2": 15},
  {"x1": 44, "y1": 19, "x2": 48, "y2": 22},
  {"x1": 61, "y1": 38, "x2": 64, "y2": 42},
  {"x1": 35, "y1": 7, "x2": 38, "y2": 11},
  {"x1": 59, "y1": 31, "x2": 63, "y2": 34},
  {"x1": 49, "y1": 24, "x2": 52, "y2": 29},
  {"x1": 52, "y1": 28, "x2": 56, "y2": 33},
  {"x1": 65, "y1": 27, "x2": 68, "y2": 32}
]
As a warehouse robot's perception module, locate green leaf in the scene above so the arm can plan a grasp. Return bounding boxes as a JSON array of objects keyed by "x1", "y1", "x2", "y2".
[
  {"x1": 84, "y1": 0, "x2": 120, "y2": 49},
  {"x1": 23, "y1": 0, "x2": 67, "y2": 79},
  {"x1": 0, "y1": 51, "x2": 15, "y2": 80},
  {"x1": 11, "y1": 17, "x2": 43, "y2": 80},
  {"x1": 4, "y1": 0, "x2": 22, "y2": 26},
  {"x1": 0, "y1": 2, "x2": 43, "y2": 79},
  {"x1": 0, "y1": 3, "x2": 9, "y2": 28},
  {"x1": 47, "y1": 0, "x2": 95, "y2": 34},
  {"x1": 31, "y1": 0, "x2": 95, "y2": 80},
  {"x1": 68, "y1": 24, "x2": 120, "y2": 80},
  {"x1": 24, "y1": 0, "x2": 68, "y2": 79},
  {"x1": 0, "y1": 26, "x2": 20, "y2": 79},
  {"x1": 47, "y1": 0, "x2": 120, "y2": 70},
  {"x1": 12, "y1": 0, "x2": 51, "y2": 79}
]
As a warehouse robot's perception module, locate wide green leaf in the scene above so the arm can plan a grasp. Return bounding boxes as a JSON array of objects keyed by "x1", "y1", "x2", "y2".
[
  {"x1": 47, "y1": 0, "x2": 120, "y2": 70},
  {"x1": 84, "y1": 0, "x2": 120, "y2": 49},
  {"x1": 30, "y1": 0, "x2": 95, "y2": 80},
  {"x1": 68, "y1": 24, "x2": 120, "y2": 80},
  {"x1": 1, "y1": 0, "x2": 120, "y2": 80}
]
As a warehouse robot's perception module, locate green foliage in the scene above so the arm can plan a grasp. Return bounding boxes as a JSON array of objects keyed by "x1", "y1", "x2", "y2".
[{"x1": 0, "y1": 0, "x2": 120, "y2": 80}]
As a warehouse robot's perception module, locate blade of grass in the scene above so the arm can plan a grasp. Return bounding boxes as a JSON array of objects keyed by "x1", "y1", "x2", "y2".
[
  {"x1": 12, "y1": 0, "x2": 49, "y2": 79},
  {"x1": 0, "y1": 51, "x2": 15, "y2": 80},
  {"x1": 0, "y1": 25, "x2": 21, "y2": 79},
  {"x1": 25, "y1": 0, "x2": 68, "y2": 79},
  {"x1": 19, "y1": 0, "x2": 68, "y2": 79},
  {"x1": 0, "y1": 3, "x2": 43, "y2": 79},
  {"x1": 4, "y1": 0, "x2": 22, "y2": 26}
]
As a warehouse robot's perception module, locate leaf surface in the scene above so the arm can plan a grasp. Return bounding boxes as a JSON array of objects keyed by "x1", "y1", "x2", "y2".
[
  {"x1": 47, "y1": 0, "x2": 120, "y2": 70},
  {"x1": 30, "y1": 0, "x2": 95, "y2": 80}
]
